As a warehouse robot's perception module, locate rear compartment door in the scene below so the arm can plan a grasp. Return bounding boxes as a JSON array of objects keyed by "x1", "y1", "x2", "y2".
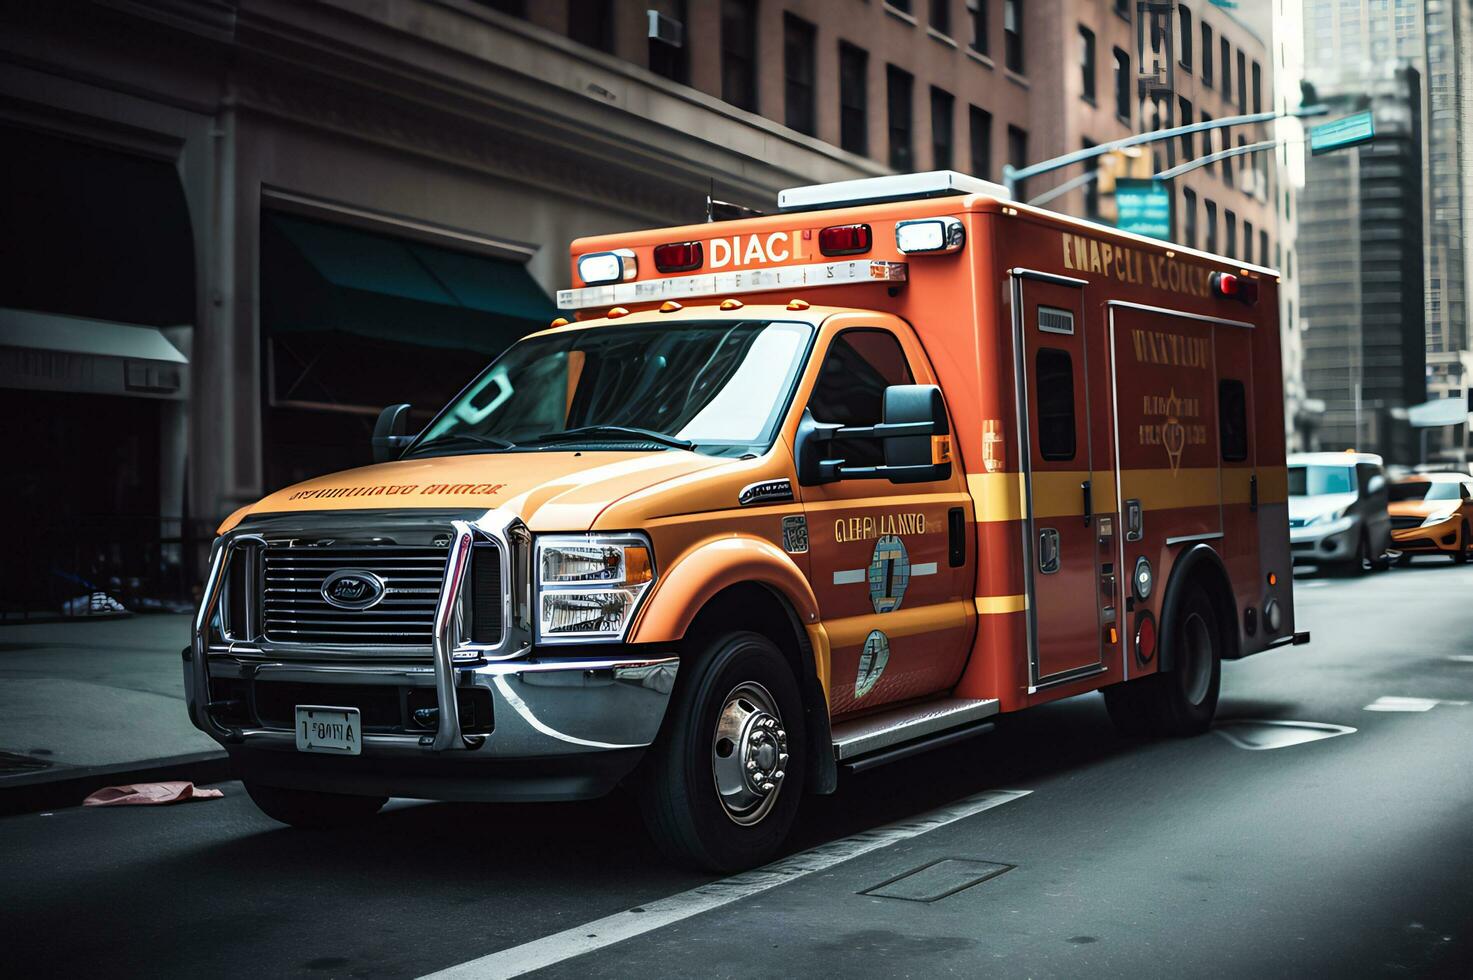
[{"x1": 1012, "y1": 272, "x2": 1107, "y2": 686}]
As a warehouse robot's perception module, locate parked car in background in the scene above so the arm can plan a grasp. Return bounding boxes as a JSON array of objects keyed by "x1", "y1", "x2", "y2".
[
  {"x1": 1389, "y1": 473, "x2": 1473, "y2": 564},
  {"x1": 1288, "y1": 452, "x2": 1391, "y2": 574}
]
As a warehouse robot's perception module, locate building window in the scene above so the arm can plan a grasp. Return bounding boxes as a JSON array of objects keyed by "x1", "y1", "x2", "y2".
[
  {"x1": 1113, "y1": 48, "x2": 1131, "y2": 121},
  {"x1": 967, "y1": 0, "x2": 988, "y2": 54},
  {"x1": 1178, "y1": 97, "x2": 1194, "y2": 158},
  {"x1": 721, "y1": 0, "x2": 758, "y2": 112},
  {"x1": 1201, "y1": 22, "x2": 1213, "y2": 85},
  {"x1": 1007, "y1": 124, "x2": 1028, "y2": 198},
  {"x1": 1004, "y1": 0, "x2": 1024, "y2": 73},
  {"x1": 647, "y1": 0, "x2": 688, "y2": 82},
  {"x1": 888, "y1": 65, "x2": 914, "y2": 170},
  {"x1": 1079, "y1": 27, "x2": 1096, "y2": 102},
  {"x1": 1236, "y1": 49, "x2": 1246, "y2": 109},
  {"x1": 1243, "y1": 220, "x2": 1253, "y2": 263},
  {"x1": 1252, "y1": 60, "x2": 1262, "y2": 113},
  {"x1": 970, "y1": 105, "x2": 992, "y2": 179},
  {"x1": 1199, "y1": 111, "x2": 1213, "y2": 175},
  {"x1": 1205, "y1": 199, "x2": 1217, "y2": 253},
  {"x1": 1220, "y1": 37, "x2": 1232, "y2": 100},
  {"x1": 888, "y1": 0, "x2": 913, "y2": 13},
  {"x1": 568, "y1": 0, "x2": 615, "y2": 53},
  {"x1": 931, "y1": 87, "x2": 955, "y2": 169},
  {"x1": 1178, "y1": 5, "x2": 1193, "y2": 69},
  {"x1": 1225, "y1": 209, "x2": 1237, "y2": 258},
  {"x1": 783, "y1": 13, "x2": 817, "y2": 135},
  {"x1": 1260, "y1": 230, "x2": 1269, "y2": 268},
  {"x1": 839, "y1": 42, "x2": 869, "y2": 156},
  {"x1": 1182, "y1": 187, "x2": 1197, "y2": 248},
  {"x1": 1222, "y1": 131, "x2": 1234, "y2": 187},
  {"x1": 929, "y1": 0, "x2": 950, "y2": 36},
  {"x1": 1113, "y1": 0, "x2": 1128, "y2": 17}
]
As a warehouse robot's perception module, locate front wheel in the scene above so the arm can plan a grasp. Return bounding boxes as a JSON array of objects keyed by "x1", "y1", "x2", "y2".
[
  {"x1": 244, "y1": 780, "x2": 386, "y2": 830},
  {"x1": 636, "y1": 631, "x2": 806, "y2": 872}
]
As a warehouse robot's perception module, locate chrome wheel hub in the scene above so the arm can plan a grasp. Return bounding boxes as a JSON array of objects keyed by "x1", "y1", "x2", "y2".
[{"x1": 711, "y1": 681, "x2": 789, "y2": 826}]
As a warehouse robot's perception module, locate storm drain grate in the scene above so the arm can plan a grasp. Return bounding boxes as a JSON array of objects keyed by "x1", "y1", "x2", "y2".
[{"x1": 861, "y1": 858, "x2": 1014, "y2": 903}]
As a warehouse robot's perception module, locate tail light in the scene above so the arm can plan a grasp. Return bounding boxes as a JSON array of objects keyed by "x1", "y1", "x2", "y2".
[
  {"x1": 1210, "y1": 271, "x2": 1259, "y2": 305},
  {"x1": 654, "y1": 241, "x2": 703, "y2": 272},
  {"x1": 1135, "y1": 612, "x2": 1157, "y2": 662},
  {"x1": 818, "y1": 223, "x2": 872, "y2": 256}
]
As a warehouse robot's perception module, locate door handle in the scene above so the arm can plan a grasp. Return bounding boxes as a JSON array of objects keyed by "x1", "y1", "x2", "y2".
[
  {"x1": 1249, "y1": 474, "x2": 1259, "y2": 513},
  {"x1": 1081, "y1": 480, "x2": 1092, "y2": 527},
  {"x1": 1038, "y1": 528, "x2": 1060, "y2": 574}
]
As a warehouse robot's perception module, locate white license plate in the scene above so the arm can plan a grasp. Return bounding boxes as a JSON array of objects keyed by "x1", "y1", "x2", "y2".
[{"x1": 294, "y1": 705, "x2": 362, "y2": 756}]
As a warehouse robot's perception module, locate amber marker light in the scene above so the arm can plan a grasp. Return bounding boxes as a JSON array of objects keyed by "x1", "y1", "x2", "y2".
[
  {"x1": 607, "y1": 306, "x2": 630, "y2": 318},
  {"x1": 1268, "y1": 572, "x2": 1278, "y2": 586},
  {"x1": 720, "y1": 298, "x2": 744, "y2": 310},
  {"x1": 787, "y1": 298, "x2": 810, "y2": 310},
  {"x1": 623, "y1": 546, "x2": 653, "y2": 585},
  {"x1": 550, "y1": 317, "x2": 570, "y2": 327},
  {"x1": 659, "y1": 301, "x2": 683, "y2": 313}
]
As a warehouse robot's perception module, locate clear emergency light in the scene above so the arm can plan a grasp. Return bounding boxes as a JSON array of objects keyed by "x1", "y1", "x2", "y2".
[
  {"x1": 577, "y1": 249, "x2": 637, "y2": 285},
  {"x1": 777, "y1": 170, "x2": 1011, "y2": 211},
  {"x1": 896, "y1": 217, "x2": 965, "y2": 254}
]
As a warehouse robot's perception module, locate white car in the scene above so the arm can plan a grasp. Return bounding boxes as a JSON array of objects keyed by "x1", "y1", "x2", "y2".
[{"x1": 1288, "y1": 452, "x2": 1392, "y2": 573}]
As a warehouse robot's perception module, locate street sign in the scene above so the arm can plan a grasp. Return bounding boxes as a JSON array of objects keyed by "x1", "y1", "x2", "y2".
[
  {"x1": 1114, "y1": 178, "x2": 1172, "y2": 240},
  {"x1": 1309, "y1": 111, "x2": 1375, "y2": 156}
]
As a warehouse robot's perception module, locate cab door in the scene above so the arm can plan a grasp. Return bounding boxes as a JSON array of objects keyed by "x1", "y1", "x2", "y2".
[
  {"x1": 797, "y1": 322, "x2": 974, "y2": 719},
  {"x1": 1013, "y1": 273, "x2": 1106, "y2": 685}
]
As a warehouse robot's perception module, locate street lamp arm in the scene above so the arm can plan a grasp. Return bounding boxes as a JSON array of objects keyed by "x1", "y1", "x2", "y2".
[
  {"x1": 1003, "y1": 104, "x2": 1328, "y2": 194},
  {"x1": 1153, "y1": 138, "x2": 1279, "y2": 181}
]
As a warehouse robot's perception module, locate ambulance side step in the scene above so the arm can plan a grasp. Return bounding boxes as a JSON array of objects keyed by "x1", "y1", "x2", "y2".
[{"x1": 831, "y1": 698, "x2": 1000, "y2": 770}]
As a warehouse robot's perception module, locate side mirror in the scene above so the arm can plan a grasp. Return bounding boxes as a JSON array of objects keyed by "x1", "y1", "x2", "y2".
[
  {"x1": 796, "y1": 384, "x2": 952, "y2": 486},
  {"x1": 371, "y1": 403, "x2": 416, "y2": 463}
]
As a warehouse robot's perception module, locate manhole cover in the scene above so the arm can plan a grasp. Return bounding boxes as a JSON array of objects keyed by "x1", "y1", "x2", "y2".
[
  {"x1": 1213, "y1": 719, "x2": 1355, "y2": 750},
  {"x1": 862, "y1": 858, "x2": 1013, "y2": 903},
  {"x1": 0, "y1": 751, "x2": 53, "y2": 774}
]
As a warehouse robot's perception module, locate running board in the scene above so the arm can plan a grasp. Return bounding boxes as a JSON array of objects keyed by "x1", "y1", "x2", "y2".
[{"x1": 831, "y1": 698, "x2": 1000, "y2": 762}]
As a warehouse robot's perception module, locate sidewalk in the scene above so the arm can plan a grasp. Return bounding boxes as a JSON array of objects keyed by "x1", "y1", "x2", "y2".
[{"x1": 0, "y1": 614, "x2": 228, "y2": 813}]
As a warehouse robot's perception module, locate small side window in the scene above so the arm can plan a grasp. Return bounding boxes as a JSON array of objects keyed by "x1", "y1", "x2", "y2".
[
  {"x1": 1035, "y1": 348, "x2": 1075, "y2": 461},
  {"x1": 1218, "y1": 378, "x2": 1247, "y2": 462}
]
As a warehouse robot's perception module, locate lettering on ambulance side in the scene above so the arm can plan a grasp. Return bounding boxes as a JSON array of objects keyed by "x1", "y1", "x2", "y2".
[{"x1": 709, "y1": 232, "x2": 796, "y2": 269}]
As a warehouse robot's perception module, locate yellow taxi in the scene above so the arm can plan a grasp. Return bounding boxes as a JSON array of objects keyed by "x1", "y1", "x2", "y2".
[{"x1": 1389, "y1": 473, "x2": 1473, "y2": 563}]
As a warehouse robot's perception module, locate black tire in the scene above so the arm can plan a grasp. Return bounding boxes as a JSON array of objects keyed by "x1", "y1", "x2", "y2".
[
  {"x1": 1102, "y1": 587, "x2": 1221, "y2": 738},
  {"x1": 244, "y1": 780, "x2": 386, "y2": 830},
  {"x1": 1395, "y1": 553, "x2": 1413, "y2": 567},
  {"x1": 1347, "y1": 533, "x2": 1369, "y2": 576},
  {"x1": 1456, "y1": 522, "x2": 1470, "y2": 564},
  {"x1": 637, "y1": 631, "x2": 806, "y2": 872}
]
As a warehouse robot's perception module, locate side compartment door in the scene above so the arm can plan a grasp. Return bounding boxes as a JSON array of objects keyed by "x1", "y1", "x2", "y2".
[{"x1": 1013, "y1": 274, "x2": 1104, "y2": 685}]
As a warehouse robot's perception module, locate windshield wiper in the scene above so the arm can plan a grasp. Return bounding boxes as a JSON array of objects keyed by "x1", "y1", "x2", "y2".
[
  {"x1": 405, "y1": 433, "x2": 516, "y2": 457},
  {"x1": 526, "y1": 425, "x2": 694, "y2": 451}
]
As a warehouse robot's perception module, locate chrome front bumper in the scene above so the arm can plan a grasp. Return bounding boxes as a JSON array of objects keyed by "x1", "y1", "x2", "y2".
[{"x1": 187, "y1": 518, "x2": 678, "y2": 770}]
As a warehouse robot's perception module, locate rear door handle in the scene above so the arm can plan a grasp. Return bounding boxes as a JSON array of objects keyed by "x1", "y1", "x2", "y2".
[
  {"x1": 1038, "y1": 528, "x2": 1060, "y2": 574},
  {"x1": 1081, "y1": 480, "x2": 1092, "y2": 527}
]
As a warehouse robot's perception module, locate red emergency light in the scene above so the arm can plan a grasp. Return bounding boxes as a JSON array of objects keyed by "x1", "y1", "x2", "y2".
[
  {"x1": 1210, "y1": 271, "x2": 1259, "y2": 305},
  {"x1": 819, "y1": 223, "x2": 872, "y2": 256},
  {"x1": 654, "y1": 241, "x2": 703, "y2": 272}
]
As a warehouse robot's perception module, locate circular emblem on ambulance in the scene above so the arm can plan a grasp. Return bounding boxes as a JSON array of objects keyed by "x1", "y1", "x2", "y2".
[
  {"x1": 868, "y1": 535, "x2": 911, "y2": 613},
  {"x1": 855, "y1": 630, "x2": 890, "y2": 699},
  {"x1": 320, "y1": 569, "x2": 386, "y2": 610}
]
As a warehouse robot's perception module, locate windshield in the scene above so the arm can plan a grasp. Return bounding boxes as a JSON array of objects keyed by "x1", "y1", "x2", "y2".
[
  {"x1": 1288, "y1": 465, "x2": 1355, "y2": 497},
  {"x1": 408, "y1": 320, "x2": 814, "y2": 459},
  {"x1": 1389, "y1": 480, "x2": 1466, "y2": 502}
]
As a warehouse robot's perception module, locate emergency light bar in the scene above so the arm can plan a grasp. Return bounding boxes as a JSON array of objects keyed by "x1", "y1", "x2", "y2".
[
  {"x1": 778, "y1": 170, "x2": 1011, "y2": 212},
  {"x1": 557, "y1": 259, "x2": 907, "y2": 310}
]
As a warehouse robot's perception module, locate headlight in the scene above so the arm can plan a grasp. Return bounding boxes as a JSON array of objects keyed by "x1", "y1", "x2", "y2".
[
  {"x1": 1421, "y1": 510, "x2": 1458, "y2": 528},
  {"x1": 535, "y1": 534, "x2": 655, "y2": 643}
]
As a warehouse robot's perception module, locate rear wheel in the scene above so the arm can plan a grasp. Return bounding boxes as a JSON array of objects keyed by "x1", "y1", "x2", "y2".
[
  {"x1": 243, "y1": 781, "x2": 386, "y2": 830},
  {"x1": 637, "y1": 631, "x2": 806, "y2": 872},
  {"x1": 1102, "y1": 586, "x2": 1221, "y2": 738}
]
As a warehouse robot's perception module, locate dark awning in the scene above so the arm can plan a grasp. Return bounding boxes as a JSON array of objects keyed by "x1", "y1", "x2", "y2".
[{"x1": 263, "y1": 213, "x2": 555, "y2": 354}]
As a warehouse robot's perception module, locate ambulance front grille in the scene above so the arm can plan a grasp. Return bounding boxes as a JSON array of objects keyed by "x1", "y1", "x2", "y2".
[{"x1": 260, "y1": 544, "x2": 448, "y2": 647}]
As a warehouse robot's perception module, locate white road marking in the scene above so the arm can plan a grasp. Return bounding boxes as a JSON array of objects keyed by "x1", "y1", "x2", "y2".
[
  {"x1": 1363, "y1": 696, "x2": 1472, "y2": 712},
  {"x1": 1213, "y1": 719, "x2": 1356, "y2": 750},
  {"x1": 911, "y1": 562, "x2": 938, "y2": 577},
  {"x1": 420, "y1": 789, "x2": 1030, "y2": 980},
  {"x1": 1299, "y1": 580, "x2": 1328, "y2": 588},
  {"x1": 1447, "y1": 655, "x2": 1473, "y2": 664},
  {"x1": 833, "y1": 568, "x2": 866, "y2": 585}
]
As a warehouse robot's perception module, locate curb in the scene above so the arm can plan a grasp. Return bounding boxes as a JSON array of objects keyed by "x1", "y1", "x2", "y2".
[{"x1": 0, "y1": 750, "x2": 233, "y2": 816}]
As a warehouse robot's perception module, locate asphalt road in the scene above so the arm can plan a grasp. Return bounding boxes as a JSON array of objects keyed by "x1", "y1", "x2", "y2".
[{"x1": 5, "y1": 558, "x2": 1472, "y2": 979}]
